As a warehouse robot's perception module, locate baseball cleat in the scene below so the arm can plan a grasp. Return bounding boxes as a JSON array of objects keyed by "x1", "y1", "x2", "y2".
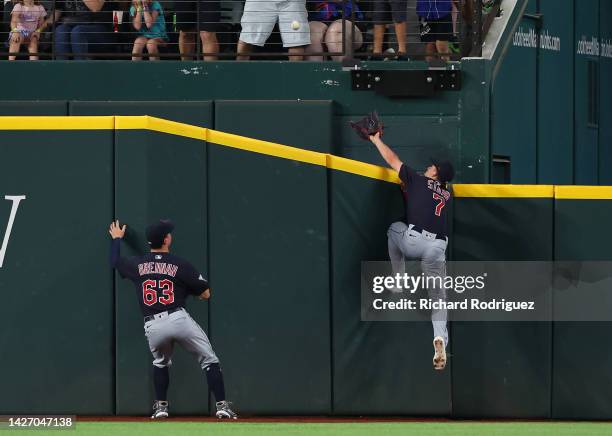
[
  {"x1": 433, "y1": 336, "x2": 447, "y2": 370},
  {"x1": 215, "y1": 401, "x2": 238, "y2": 419},
  {"x1": 151, "y1": 400, "x2": 169, "y2": 419}
]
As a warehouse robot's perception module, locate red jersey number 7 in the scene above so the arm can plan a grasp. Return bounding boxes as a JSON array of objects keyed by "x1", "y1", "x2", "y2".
[{"x1": 433, "y1": 193, "x2": 445, "y2": 217}]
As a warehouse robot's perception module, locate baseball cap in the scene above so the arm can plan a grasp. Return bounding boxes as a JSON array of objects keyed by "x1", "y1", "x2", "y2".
[
  {"x1": 431, "y1": 159, "x2": 455, "y2": 184},
  {"x1": 146, "y1": 219, "x2": 174, "y2": 248}
]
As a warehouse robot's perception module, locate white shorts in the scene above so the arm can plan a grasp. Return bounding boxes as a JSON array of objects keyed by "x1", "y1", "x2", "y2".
[{"x1": 239, "y1": 0, "x2": 310, "y2": 48}]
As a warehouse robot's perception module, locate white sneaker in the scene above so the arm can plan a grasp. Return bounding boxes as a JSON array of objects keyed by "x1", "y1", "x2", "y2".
[
  {"x1": 215, "y1": 401, "x2": 238, "y2": 419},
  {"x1": 433, "y1": 336, "x2": 447, "y2": 370},
  {"x1": 151, "y1": 400, "x2": 169, "y2": 419}
]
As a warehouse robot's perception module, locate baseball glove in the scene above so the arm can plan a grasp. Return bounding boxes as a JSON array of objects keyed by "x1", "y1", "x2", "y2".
[{"x1": 349, "y1": 111, "x2": 384, "y2": 141}]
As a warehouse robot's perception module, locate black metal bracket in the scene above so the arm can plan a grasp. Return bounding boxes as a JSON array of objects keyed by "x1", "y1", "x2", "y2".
[
  {"x1": 351, "y1": 69, "x2": 462, "y2": 98},
  {"x1": 523, "y1": 13, "x2": 544, "y2": 22}
]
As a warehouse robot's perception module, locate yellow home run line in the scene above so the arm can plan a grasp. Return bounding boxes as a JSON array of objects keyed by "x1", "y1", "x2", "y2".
[
  {"x1": 0, "y1": 115, "x2": 611, "y2": 200},
  {"x1": 453, "y1": 184, "x2": 554, "y2": 198},
  {"x1": 0, "y1": 116, "x2": 115, "y2": 130},
  {"x1": 555, "y1": 186, "x2": 612, "y2": 200},
  {"x1": 207, "y1": 129, "x2": 328, "y2": 167},
  {"x1": 118, "y1": 116, "x2": 207, "y2": 141}
]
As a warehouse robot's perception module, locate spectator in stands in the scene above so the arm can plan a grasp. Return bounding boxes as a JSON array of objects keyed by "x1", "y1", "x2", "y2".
[
  {"x1": 130, "y1": 0, "x2": 167, "y2": 60},
  {"x1": 448, "y1": 0, "x2": 460, "y2": 54},
  {"x1": 416, "y1": 0, "x2": 454, "y2": 61},
  {"x1": 50, "y1": 0, "x2": 114, "y2": 60},
  {"x1": 237, "y1": 0, "x2": 310, "y2": 61},
  {"x1": 306, "y1": 0, "x2": 363, "y2": 61},
  {"x1": 175, "y1": 0, "x2": 220, "y2": 60},
  {"x1": 370, "y1": 0, "x2": 408, "y2": 60},
  {"x1": 8, "y1": 0, "x2": 46, "y2": 60}
]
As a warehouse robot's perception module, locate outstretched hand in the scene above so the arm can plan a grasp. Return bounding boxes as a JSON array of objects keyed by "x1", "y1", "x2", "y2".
[
  {"x1": 109, "y1": 220, "x2": 127, "y2": 239},
  {"x1": 367, "y1": 130, "x2": 402, "y2": 173}
]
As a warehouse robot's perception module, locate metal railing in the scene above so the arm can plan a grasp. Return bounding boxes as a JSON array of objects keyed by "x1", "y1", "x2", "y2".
[{"x1": 1, "y1": 0, "x2": 497, "y2": 61}]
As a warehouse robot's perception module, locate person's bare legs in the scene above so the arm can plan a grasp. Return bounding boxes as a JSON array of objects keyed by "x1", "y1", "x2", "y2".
[
  {"x1": 305, "y1": 21, "x2": 327, "y2": 61},
  {"x1": 325, "y1": 20, "x2": 363, "y2": 61},
  {"x1": 394, "y1": 21, "x2": 407, "y2": 54},
  {"x1": 435, "y1": 39, "x2": 450, "y2": 61},
  {"x1": 288, "y1": 46, "x2": 304, "y2": 61},
  {"x1": 179, "y1": 31, "x2": 195, "y2": 60},
  {"x1": 27, "y1": 33, "x2": 40, "y2": 60},
  {"x1": 146, "y1": 38, "x2": 163, "y2": 61},
  {"x1": 132, "y1": 36, "x2": 147, "y2": 60},
  {"x1": 8, "y1": 32, "x2": 21, "y2": 61},
  {"x1": 200, "y1": 31, "x2": 218, "y2": 60},
  {"x1": 236, "y1": 40, "x2": 252, "y2": 60},
  {"x1": 373, "y1": 23, "x2": 385, "y2": 55}
]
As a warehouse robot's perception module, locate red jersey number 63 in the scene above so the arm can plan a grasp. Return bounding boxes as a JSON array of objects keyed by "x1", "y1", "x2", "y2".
[{"x1": 142, "y1": 279, "x2": 175, "y2": 306}]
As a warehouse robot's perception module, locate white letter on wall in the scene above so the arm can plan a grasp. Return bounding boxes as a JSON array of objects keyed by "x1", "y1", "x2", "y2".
[{"x1": 0, "y1": 195, "x2": 26, "y2": 268}]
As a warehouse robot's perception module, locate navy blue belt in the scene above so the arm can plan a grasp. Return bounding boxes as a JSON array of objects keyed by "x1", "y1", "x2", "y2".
[
  {"x1": 410, "y1": 225, "x2": 447, "y2": 241},
  {"x1": 144, "y1": 307, "x2": 183, "y2": 323}
]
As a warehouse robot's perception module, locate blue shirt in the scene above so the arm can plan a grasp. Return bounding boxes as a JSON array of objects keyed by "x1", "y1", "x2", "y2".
[
  {"x1": 130, "y1": 1, "x2": 168, "y2": 40},
  {"x1": 310, "y1": 1, "x2": 364, "y2": 23},
  {"x1": 416, "y1": 0, "x2": 452, "y2": 20}
]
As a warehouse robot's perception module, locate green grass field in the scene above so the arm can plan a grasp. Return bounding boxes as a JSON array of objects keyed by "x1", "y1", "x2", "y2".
[{"x1": 12, "y1": 422, "x2": 612, "y2": 436}]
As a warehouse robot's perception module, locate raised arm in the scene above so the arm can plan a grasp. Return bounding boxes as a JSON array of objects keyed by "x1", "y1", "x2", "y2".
[
  {"x1": 142, "y1": 2, "x2": 158, "y2": 29},
  {"x1": 369, "y1": 132, "x2": 403, "y2": 173},
  {"x1": 108, "y1": 220, "x2": 126, "y2": 268},
  {"x1": 132, "y1": 3, "x2": 143, "y2": 31}
]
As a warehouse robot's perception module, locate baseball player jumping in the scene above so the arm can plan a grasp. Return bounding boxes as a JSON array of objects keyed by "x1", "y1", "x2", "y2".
[
  {"x1": 109, "y1": 219, "x2": 238, "y2": 419},
  {"x1": 369, "y1": 132, "x2": 455, "y2": 370}
]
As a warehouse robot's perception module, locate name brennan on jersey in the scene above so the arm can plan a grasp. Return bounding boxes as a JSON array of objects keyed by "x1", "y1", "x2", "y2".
[
  {"x1": 138, "y1": 262, "x2": 179, "y2": 277},
  {"x1": 427, "y1": 179, "x2": 451, "y2": 201}
]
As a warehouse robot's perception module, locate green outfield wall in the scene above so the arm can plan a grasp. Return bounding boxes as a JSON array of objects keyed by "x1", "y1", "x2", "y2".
[
  {"x1": 552, "y1": 188, "x2": 612, "y2": 419},
  {"x1": 0, "y1": 0, "x2": 610, "y2": 418},
  {"x1": 330, "y1": 169, "x2": 451, "y2": 416},
  {"x1": 1, "y1": 0, "x2": 610, "y2": 185},
  {"x1": 0, "y1": 126, "x2": 115, "y2": 415},
  {"x1": 0, "y1": 61, "x2": 472, "y2": 183},
  {"x1": 451, "y1": 187, "x2": 554, "y2": 418},
  {"x1": 113, "y1": 128, "x2": 210, "y2": 415},
  {"x1": 490, "y1": 0, "x2": 612, "y2": 184},
  {"x1": 1, "y1": 117, "x2": 612, "y2": 418}
]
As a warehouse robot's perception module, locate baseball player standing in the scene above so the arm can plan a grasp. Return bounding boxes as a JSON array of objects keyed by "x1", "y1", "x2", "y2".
[
  {"x1": 108, "y1": 219, "x2": 238, "y2": 419},
  {"x1": 369, "y1": 132, "x2": 454, "y2": 370}
]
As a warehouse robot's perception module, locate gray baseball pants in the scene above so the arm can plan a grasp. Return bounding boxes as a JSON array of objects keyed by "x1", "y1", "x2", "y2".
[
  {"x1": 144, "y1": 308, "x2": 219, "y2": 369},
  {"x1": 387, "y1": 221, "x2": 449, "y2": 346}
]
